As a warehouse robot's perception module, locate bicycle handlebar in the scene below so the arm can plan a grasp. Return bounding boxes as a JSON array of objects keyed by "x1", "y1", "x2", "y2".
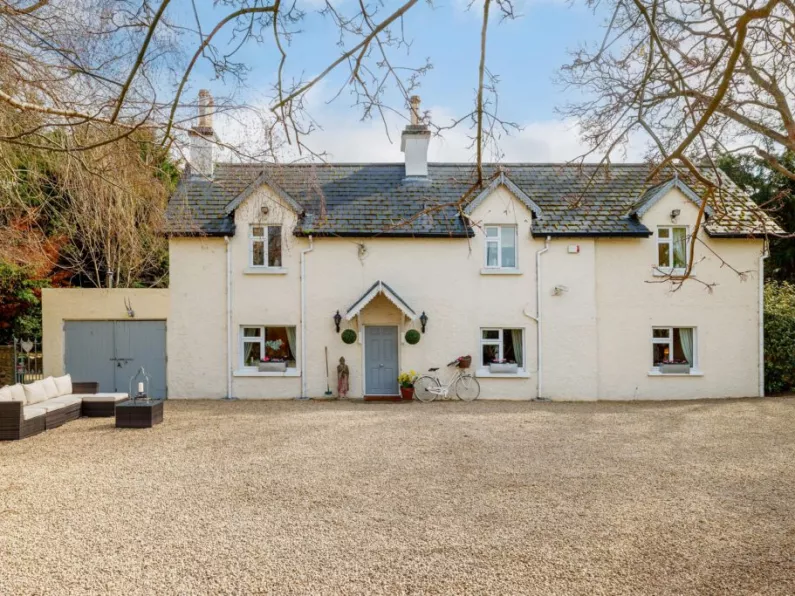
[{"x1": 447, "y1": 359, "x2": 459, "y2": 367}]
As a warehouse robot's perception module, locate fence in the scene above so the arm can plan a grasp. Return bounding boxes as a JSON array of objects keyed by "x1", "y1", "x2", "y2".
[{"x1": 0, "y1": 339, "x2": 43, "y2": 386}]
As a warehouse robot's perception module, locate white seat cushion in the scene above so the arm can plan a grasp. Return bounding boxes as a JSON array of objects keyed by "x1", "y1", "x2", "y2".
[
  {"x1": 35, "y1": 399, "x2": 70, "y2": 413},
  {"x1": 23, "y1": 406, "x2": 46, "y2": 420},
  {"x1": 47, "y1": 395, "x2": 82, "y2": 408},
  {"x1": 41, "y1": 377, "x2": 60, "y2": 399},
  {"x1": 53, "y1": 374, "x2": 73, "y2": 396},
  {"x1": 0, "y1": 384, "x2": 26, "y2": 403},
  {"x1": 23, "y1": 381, "x2": 47, "y2": 405},
  {"x1": 78, "y1": 393, "x2": 129, "y2": 403}
]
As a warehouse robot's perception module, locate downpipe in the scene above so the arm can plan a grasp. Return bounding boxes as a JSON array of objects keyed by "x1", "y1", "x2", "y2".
[
  {"x1": 299, "y1": 236, "x2": 314, "y2": 399},
  {"x1": 525, "y1": 236, "x2": 551, "y2": 401},
  {"x1": 224, "y1": 236, "x2": 235, "y2": 400},
  {"x1": 759, "y1": 246, "x2": 769, "y2": 397}
]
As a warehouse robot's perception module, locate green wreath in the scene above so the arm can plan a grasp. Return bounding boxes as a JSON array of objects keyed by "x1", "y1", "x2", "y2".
[{"x1": 341, "y1": 329, "x2": 357, "y2": 344}]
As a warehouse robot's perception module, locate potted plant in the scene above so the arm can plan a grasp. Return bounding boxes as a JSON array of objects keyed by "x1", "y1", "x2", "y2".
[
  {"x1": 398, "y1": 370, "x2": 418, "y2": 400},
  {"x1": 488, "y1": 359, "x2": 518, "y2": 374},
  {"x1": 258, "y1": 339, "x2": 288, "y2": 372},
  {"x1": 659, "y1": 359, "x2": 690, "y2": 374}
]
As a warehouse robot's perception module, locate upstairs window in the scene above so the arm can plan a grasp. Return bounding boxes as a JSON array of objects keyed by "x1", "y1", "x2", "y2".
[
  {"x1": 250, "y1": 225, "x2": 282, "y2": 268},
  {"x1": 656, "y1": 226, "x2": 687, "y2": 271},
  {"x1": 484, "y1": 225, "x2": 517, "y2": 269}
]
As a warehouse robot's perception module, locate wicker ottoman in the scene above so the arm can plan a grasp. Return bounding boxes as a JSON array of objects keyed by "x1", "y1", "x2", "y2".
[{"x1": 80, "y1": 393, "x2": 129, "y2": 417}]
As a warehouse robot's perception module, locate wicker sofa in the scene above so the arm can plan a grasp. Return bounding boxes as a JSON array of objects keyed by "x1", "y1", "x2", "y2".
[{"x1": 0, "y1": 375, "x2": 128, "y2": 440}]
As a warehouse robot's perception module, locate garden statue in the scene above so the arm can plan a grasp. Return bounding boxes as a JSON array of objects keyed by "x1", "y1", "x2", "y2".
[{"x1": 337, "y1": 357, "x2": 349, "y2": 398}]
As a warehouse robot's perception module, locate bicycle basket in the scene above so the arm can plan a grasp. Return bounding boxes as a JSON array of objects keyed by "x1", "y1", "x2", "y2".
[{"x1": 457, "y1": 355, "x2": 472, "y2": 369}]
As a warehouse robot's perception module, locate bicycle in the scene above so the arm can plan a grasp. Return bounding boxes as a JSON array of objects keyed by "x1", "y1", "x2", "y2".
[{"x1": 413, "y1": 356, "x2": 481, "y2": 402}]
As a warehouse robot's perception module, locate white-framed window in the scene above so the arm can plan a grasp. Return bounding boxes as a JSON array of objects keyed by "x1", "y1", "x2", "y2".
[
  {"x1": 240, "y1": 326, "x2": 297, "y2": 368},
  {"x1": 651, "y1": 327, "x2": 696, "y2": 370},
  {"x1": 250, "y1": 225, "x2": 282, "y2": 268},
  {"x1": 484, "y1": 225, "x2": 517, "y2": 269},
  {"x1": 656, "y1": 226, "x2": 688, "y2": 271},
  {"x1": 480, "y1": 328, "x2": 524, "y2": 369}
]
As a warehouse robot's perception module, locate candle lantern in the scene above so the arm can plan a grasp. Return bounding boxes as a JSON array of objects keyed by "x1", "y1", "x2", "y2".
[{"x1": 129, "y1": 367, "x2": 151, "y2": 402}]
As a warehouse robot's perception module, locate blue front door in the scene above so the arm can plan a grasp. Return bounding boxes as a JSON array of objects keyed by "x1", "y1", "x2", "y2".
[{"x1": 364, "y1": 326, "x2": 399, "y2": 395}]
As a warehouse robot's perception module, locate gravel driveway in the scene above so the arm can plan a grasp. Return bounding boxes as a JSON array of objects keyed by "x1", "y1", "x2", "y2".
[{"x1": 1, "y1": 398, "x2": 794, "y2": 595}]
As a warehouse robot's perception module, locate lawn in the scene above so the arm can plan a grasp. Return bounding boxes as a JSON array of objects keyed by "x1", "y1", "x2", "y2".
[{"x1": 1, "y1": 398, "x2": 794, "y2": 595}]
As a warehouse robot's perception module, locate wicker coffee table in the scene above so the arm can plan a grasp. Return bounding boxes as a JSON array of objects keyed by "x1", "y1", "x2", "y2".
[{"x1": 115, "y1": 399, "x2": 164, "y2": 429}]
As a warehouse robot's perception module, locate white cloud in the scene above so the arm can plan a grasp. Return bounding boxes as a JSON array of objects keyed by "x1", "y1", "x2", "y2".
[{"x1": 287, "y1": 101, "x2": 647, "y2": 163}]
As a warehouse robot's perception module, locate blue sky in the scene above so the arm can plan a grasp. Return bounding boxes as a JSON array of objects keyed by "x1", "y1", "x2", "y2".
[{"x1": 179, "y1": 0, "x2": 627, "y2": 162}]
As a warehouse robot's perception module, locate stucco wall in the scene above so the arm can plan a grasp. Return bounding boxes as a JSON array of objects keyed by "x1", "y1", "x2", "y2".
[
  {"x1": 592, "y1": 188, "x2": 763, "y2": 399},
  {"x1": 42, "y1": 288, "x2": 170, "y2": 377},
  {"x1": 166, "y1": 181, "x2": 764, "y2": 400}
]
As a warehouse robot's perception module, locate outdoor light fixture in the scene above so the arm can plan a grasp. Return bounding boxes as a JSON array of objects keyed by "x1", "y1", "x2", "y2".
[
  {"x1": 420, "y1": 311, "x2": 428, "y2": 333},
  {"x1": 333, "y1": 310, "x2": 342, "y2": 333},
  {"x1": 670, "y1": 209, "x2": 681, "y2": 222}
]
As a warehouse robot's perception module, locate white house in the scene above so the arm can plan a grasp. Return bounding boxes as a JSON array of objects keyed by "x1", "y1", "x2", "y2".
[
  {"x1": 44, "y1": 92, "x2": 780, "y2": 401},
  {"x1": 154, "y1": 93, "x2": 784, "y2": 401}
]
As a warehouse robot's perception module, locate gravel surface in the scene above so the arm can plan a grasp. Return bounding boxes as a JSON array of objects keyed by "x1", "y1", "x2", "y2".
[{"x1": 1, "y1": 398, "x2": 795, "y2": 595}]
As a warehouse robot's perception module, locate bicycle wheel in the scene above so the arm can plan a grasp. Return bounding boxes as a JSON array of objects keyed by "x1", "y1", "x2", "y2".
[
  {"x1": 414, "y1": 376, "x2": 440, "y2": 402},
  {"x1": 455, "y1": 374, "x2": 480, "y2": 401}
]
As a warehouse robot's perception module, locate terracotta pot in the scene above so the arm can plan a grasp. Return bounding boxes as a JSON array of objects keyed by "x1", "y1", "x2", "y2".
[{"x1": 400, "y1": 387, "x2": 414, "y2": 400}]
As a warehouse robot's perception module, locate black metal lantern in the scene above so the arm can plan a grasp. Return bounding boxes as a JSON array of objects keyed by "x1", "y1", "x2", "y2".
[
  {"x1": 420, "y1": 311, "x2": 428, "y2": 333},
  {"x1": 333, "y1": 310, "x2": 342, "y2": 333}
]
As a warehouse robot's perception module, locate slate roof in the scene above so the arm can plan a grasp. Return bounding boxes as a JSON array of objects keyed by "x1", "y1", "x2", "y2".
[{"x1": 164, "y1": 162, "x2": 782, "y2": 238}]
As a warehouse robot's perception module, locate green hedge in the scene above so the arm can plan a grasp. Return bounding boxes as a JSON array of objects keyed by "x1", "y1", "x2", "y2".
[{"x1": 765, "y1": 282, "x2": 795, "y2": 394}]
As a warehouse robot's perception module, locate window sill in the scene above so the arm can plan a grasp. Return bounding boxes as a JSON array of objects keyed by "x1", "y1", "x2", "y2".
[
  {"x1": 480, "y1": 268, "x2": 522, "y2": 276},
  {"x1": 475, "y1": 368, "x2": 531, "y2": 378},
  {"x1": 244, "y1": 267, "x2": 288, "y2": 275},
  {"x1": 652, "y1": 267, "x2": 694, "y2": 278},
  {"x1": 234, "y1": 368, "x2": 300, "y2": 377},
  {"x1": 647, "y1": 369, "x2": 704, "y2": 377}
]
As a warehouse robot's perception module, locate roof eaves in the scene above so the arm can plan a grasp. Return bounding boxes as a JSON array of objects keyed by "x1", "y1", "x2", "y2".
[
  {"x1": 223, "y1": 170, "x2": 304, "y2": 216},
  {"x1": 464, "y1": 172, "x2": 543, "y2": 217},
  {"x1": 631, "y1": 177, "x2": 714, "y2": 219}
]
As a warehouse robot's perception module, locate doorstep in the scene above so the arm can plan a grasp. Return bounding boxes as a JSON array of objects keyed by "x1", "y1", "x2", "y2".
[{"x1": 364, "y1": 395, "x2": 407, "y2": 402}]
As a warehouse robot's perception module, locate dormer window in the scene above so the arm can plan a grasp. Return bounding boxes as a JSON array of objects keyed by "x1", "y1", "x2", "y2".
[
  {"x1": 484, "y1": 225, "x2": 517, "y2": 269},
  {"x1": 250, "y1": 225, "x2": 282, "y2": 268},
  {"x1": 656, "y1": 226, "x2": 687, "y2": 272}
]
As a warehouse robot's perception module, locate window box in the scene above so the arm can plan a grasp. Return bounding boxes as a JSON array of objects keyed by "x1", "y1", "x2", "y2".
[
  {"x1": 258, "y1": 361, "x2": 287, "y2": 373},
  {"x1": 489, "y1": 362, "x2": 519, "y2": 374},
  {"x1": 659, "y1": 363, "x2": 690, "y2": 374}
]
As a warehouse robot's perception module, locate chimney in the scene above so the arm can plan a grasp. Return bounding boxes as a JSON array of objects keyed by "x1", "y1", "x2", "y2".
[
  {"x1": 401, "y1": 95, "x2": 430, "y2": 178},
  {"x1": 189, "y1": 89, "x2": 216, "y2": 178}
]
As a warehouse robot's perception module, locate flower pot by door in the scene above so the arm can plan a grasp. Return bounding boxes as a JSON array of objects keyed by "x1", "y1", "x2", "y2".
[{"x1": 400, "y1": 387, "x2": 414, "y2": 400}]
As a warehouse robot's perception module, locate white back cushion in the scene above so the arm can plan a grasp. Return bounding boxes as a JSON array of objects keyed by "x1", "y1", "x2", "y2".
[
  {"x1": 0, "y1": 386, "x2": 12, "y2": 401},
  {"x1": 7, "y1": 384, "x2": 26, "y2": 402},
  {"x1": 23, "y1": 381, "x2": 47, "y2": 405},
  {"x1": 41, "y1": 377, "x2": 60, "y2": 399},
  {"x1": 53, "y1": 374, "x2": 73, "y2": 396}
]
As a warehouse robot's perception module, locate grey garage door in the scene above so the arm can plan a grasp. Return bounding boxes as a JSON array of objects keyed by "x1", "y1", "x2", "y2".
[{"x1": 65, "y1": 321, "x2": 167, "y2": 398}]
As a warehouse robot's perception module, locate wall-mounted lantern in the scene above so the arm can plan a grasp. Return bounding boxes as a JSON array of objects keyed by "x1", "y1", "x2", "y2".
[
  {"x1": 420, "y1": 311, "x2": 428, "y2": 333},
  {"x1": 670, "y1": 209, "x2": 681, "y2": 222},
  {"x1": 333, "y1": 310, "x2": 342, "y2": 333}
]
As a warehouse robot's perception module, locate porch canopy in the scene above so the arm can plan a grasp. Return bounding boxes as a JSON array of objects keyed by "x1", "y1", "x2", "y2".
[{"x1": 345, "y1": 281, "x2": 417, "y2": 321}]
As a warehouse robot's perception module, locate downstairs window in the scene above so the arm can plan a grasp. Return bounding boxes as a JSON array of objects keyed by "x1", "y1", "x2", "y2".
[
  {"x1": 480, "y1": 328, "x2": 524, "y2": 370},
  {"x1": 652, "y1": 327, "x2": 696, "y2": 370},
  {"x1": 241, "y1": 326, "x2": 297, "y2": 368}
]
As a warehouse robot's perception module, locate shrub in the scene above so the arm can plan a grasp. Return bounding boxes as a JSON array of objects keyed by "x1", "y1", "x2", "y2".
[
  {"x1": 341, "y1": 329, "x2": 357, "y2": 344},
  {"x1": 764, "y1": 281, "x2": 795, "y2": 393},
  {"x1": 405, "y1": 329, "x2": 421, "y2": 345}
]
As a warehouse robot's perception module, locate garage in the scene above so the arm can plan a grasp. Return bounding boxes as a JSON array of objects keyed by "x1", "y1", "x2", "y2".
[{"x1": 65, "y1": 321, "x2": 167, "y2": 398}]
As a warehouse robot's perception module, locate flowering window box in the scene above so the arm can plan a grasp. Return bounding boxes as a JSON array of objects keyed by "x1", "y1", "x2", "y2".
[
  {"x1": 488, "y1": 362, "x2": 519, "y2": 374},
  {"x1": 258, "y1": 361, "x2": 287, "y2": 373}
]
